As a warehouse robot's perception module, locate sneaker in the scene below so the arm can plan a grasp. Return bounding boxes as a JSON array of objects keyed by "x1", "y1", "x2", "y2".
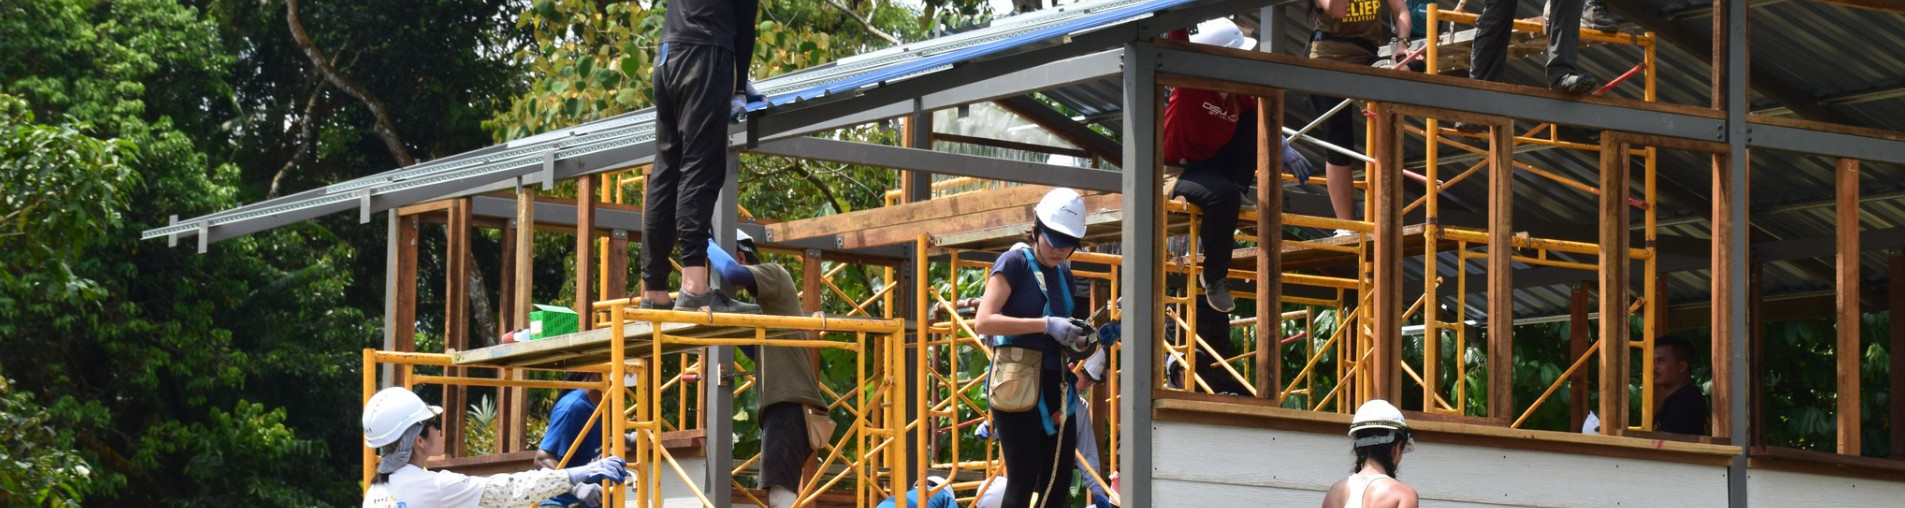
[
  {"x1": 1202, "y1": 274, "x2": 1235, "y2": 313},
  {"x1": 1551, "y1": 73, "x2": 1599, "y2": 94},
  {"x1": 1581, "y1": 0, "x2": 1626, "y2": 31},
  {"x1": 673, "y1": 288, "x2": 763, "y2": 314},
  {"x1": 638, "y1": 297, "x2": 673, "y2": 310},
  {"x1": 1450, "y1": 121, "x2": 1487, "y2": 134}
]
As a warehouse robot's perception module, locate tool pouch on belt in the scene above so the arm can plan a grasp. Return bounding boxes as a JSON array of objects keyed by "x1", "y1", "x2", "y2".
[
  {"x1": 988, "y1": 346, "x2": 1044, "y2": 413},
  {"x1": 803, "y1": 406, "x2": 837, "y2": 451}
]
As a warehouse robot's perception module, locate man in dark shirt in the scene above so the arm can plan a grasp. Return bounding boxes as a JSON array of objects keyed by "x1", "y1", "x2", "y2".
[
  {"x1": 1653, "y1": 336, "x2": 1708, "y2": 435},
  {"x1": 642, "y1": 0, "x2": 764, "y2": 314}
]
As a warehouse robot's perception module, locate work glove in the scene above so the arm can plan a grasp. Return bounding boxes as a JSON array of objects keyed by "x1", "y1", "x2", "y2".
[
  {"x1": 1044, "y1": 316, "x2": 1087, "y2": 348},
  {"x1": 974, "y1": 421, "x2": 993, "y2": 440},
  {"x1": 565, "y1": 456, "x2": 629, "y2": 485},
  {"x1": 1095, "y1": 323, "x2": 1121, "y2": 346},
  {"x1": 572, "y1": 482, "x2": 604, "y2": 507},
  {"x1": 729, "y1": 82, "x2": 765, "y2": 123},
  {"x1": 1280, "y1": 137, "x2": 1313, "y2": 184}
]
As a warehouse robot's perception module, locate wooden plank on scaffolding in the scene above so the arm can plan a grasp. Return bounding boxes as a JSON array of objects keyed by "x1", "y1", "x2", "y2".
[
  {"x1": 767, "y1": 185, "x2": 1056, "y2": 242},
  {"x1": 576, "y1": 176, "x2": 596, "y2": 323},
  {"x1": 1711, "y1": 152, "x2": 1736, "y2": 439},
  {"x1": 450, "y1": 319, "x2": 816, "y2": 368},
  {"x1": 1488, "y1": 122, "x2": 1515, "y2": 420},
  {"x1": 1371, "y1": 104, "x2": 1403, "y2": 401},
  {"x1": 1570, "y1": 283, "x2": 1591, "y2": 432},
  {"x1": 1256, "y1": 91, "x2": 1284, "y2": 401},
  {"x1": 1835, "y1": 157, "x2": 1861, "y2": 455},
  {"x1": 1599, "y1": 135, "x2": 1630, "y2": 436},
  {"x1": 445, "y1": 199, "x2": 472, "y2": 456},
  {"x1": 1892, "y1": 252, "x2": 1905, "y2": 459}
]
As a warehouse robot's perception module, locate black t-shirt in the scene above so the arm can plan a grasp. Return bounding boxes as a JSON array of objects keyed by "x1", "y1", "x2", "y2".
[
  {"x1": 663, "y1": 0, "x2": 759, "y2": 52},
  {"x1": 1654, "y1": 383, "x2": 1709, "y2": 435}
]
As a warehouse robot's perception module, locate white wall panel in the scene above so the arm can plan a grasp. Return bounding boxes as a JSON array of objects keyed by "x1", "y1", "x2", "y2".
[
  {"x1": 1748, "y1": 468, "x2": 1905, "y2": 508},
  {"x1": 1155, "y1": 421, "x2": 1730, "y2": 508}
]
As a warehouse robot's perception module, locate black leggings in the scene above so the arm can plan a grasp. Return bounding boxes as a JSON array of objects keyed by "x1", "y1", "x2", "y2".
[
  {"x1": 992, "y1": 368, "x2": 1077, "y2": 508},
  {"x1": 643, "y1": 42, "x2": 736, "y2": 290},
  {"x1": 1170, "y1": 166, "x2": 1241, "y2": 279}
]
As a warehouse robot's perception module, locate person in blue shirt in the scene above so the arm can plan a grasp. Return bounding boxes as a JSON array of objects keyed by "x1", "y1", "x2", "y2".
[
  {"x1": 536, "y1": 372, "x2": 637, "y2": 507},
  {"x1": 875, "y1": 477, "x2": 957, "y2": 508}
]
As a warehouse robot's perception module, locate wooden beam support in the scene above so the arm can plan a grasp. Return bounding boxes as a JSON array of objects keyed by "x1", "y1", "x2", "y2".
[
  {"x1": 1711, "y1": 153, "x2": 1736, "y2": 439},
  {"x1": 1255, "y1": 90, "x2": 1284, "y2": 402},
  {"x1": 1570, "y1": 282, "x2": 1592, "y2": 432},
  {"x1": 395, "y1": 215, "x2": 420, "y2": 388},
  {"x1": 444, "y1": 199, "x2": 472, "y2": 456},
  {"x1": 1487, "y1": 121, "x2": 1515, "y2": 421},
  {"x1": 1370, "y1": 104, "x2": 1404, "y2": 402},
  {"x1": 506, "y1": 184, "x2": 536, "y2": 455},
  {"x1": 1891, "y1": 251, "x2": 1905, "y2": 459},
  {"x1": 1808, "y1": 0, "x2": 1905, "y2": 15},
  {"x1": 576, "y1": 176, "x2": 596, "y2": 326},
  {"x1": 606, "y1": 229, "x2": 629, "y2": 302},
  {"x1": 1835, "y1": 157, "x2": 1861, "y2": 455},
  {"x1": 1599, "y1": 135, "x2": 1631, "y2": 436}
]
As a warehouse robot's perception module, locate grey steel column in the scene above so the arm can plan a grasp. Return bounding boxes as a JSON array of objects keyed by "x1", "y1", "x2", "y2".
[
  {"x1": 906, "y1": 97, "x2": 934, "y2": 203},
  {"x1": 1723, "y1": 0, "x2": 1751, "y2": 506},
  {"x1": 1118, "y1": 41, "x2": 1160, "y2": 508},
  {"x1": 382, "y1": 211, "x2": 398, "y2": 388},
  {"x1": 705, "y1": 152, "x2": 740, "y2": 508}
]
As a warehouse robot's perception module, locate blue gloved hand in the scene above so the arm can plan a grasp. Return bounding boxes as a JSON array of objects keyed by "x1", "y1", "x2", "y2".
[
  {"x1": 1096, "y1": 323, "x2": 1121, "y2": 345},
  {"x1": 1281, "y1": 137, "x2": 1314, "y2": 183},
  {"x1": 566, "y1": 456, "x2": 629, "y2": 485},
  {"x1": 1044, "y1": 316, "x2": 1085, "y2": 346},
  {"x1": 974, "y1": 421, "x2": 993, "y2": 440},
  {"x1": 728, "y1": 94, "x2": 748, "y2": 123}
]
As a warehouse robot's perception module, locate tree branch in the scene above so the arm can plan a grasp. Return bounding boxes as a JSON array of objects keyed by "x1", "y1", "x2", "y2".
[
  {"x1": 268, "y1": 79, "x2": 329, "y2": 199},
  {"x1": 286, "y1": 0, "x2": 415, "y2": 167},
  {"x1": 824, "y1": 0, "x2": 901, "y2": 46}
]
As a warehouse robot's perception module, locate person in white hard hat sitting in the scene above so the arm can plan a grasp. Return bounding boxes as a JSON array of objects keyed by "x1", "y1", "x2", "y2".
[
  {"x1": 975, "y1": 188, "x2": 1098, "y2": 508},
  {"x1": 362, "y1": 386, "x2": 629, "y2": 508},
  {"x1": 1321, "y1": 400, "x2": 1420, "y2": 508},
  {"x1": 1164, "y1": 17, "x2": 1316, "y2": 316}
]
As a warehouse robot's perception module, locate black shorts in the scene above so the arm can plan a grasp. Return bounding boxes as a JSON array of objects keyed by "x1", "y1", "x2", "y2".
[{"x1": 760, "y1": 402, "x2": 811, "y2": 492}]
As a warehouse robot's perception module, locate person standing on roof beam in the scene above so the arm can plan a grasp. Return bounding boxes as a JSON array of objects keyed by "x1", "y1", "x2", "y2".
[
  {"x1": 1458, "y1": 0, "x2": 1600, "y2": 134},
  {"x1": 1308, "y1": 0, "x2": 1410, "y2": 236},
  {"x1": 641, "y1": 0, "x2": 766, "y2": 314}
]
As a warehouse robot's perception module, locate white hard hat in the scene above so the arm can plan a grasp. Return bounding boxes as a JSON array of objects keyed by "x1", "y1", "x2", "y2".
[
  {"x1": 1190, "y1": 18, "x2": 1256, "y2": 50},
  {"x1": 363, "y1": 387, "x2": 442, "y2": 448},
  {"x1": 735, "y1": 229, "x2": 754, "y2": 244},
  {"x1": 1033, "y1": 188, "x2": 1088, "y2": 248},
  {"x1": 1348, "y1": 399, "x2": 1414, "y2": 452},
  {"x1": 974, "y1": 477, "x2": 1008, "y2": 508}
]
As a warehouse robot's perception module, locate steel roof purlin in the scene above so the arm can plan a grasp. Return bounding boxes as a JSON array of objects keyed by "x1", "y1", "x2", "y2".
[{"x1": 142, "y1": 0, "x2": 1258, "y2": 245}]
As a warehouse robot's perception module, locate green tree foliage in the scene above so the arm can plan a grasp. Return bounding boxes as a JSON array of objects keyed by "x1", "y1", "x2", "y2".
[{"x1": 0, "y1": 379, "x2": 93, "y2": 507}]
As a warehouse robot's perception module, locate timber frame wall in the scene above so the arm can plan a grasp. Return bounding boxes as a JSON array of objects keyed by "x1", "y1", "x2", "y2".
[{"x1": 147, "y1": 0, "x2": 1905, "y2": 505}]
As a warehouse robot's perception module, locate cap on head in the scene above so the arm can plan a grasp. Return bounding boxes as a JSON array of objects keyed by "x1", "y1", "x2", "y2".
[
  {"x1": 1349, "y1": 399, "x2": 1415, "y2": 453},
  {"x1": 1190, "y1": 18, "x2": 1256, "y2": 50},
  {"x1": 1033, "y1": 188, "x2": 1087, "y2": 249},
  {"x1": 363, "y1": 387, "x2": 443, "y2": 448}
]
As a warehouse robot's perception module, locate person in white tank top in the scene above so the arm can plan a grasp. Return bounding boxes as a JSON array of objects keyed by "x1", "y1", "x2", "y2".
[{"x1": 1320, "y1": 400, "x2": 1420, "y2": 508}]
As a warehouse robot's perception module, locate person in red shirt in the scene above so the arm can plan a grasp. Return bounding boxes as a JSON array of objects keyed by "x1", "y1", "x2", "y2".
[{"x1": 1162, "y1": 18, "x2": 1313, "y2": 393}]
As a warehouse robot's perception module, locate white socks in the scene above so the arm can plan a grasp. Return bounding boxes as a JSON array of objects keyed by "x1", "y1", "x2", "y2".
[{"x1": 768, "y1": 486, "x2": 797, "y2": 508}]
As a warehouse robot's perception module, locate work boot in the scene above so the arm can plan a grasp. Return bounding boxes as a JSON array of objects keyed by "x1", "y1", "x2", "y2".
[
  {"x1": 673, "y1": 288, "x2": 763, "y2": 314},
  {"x1": 1581, "y1": 0, "x2": 1626, "y2": 31},
  {"x1": 1551, "y1": 73, "x2": 1600, "y2": 94},
  {"x1": 1202, "y1": 274, "x2": 1235, "y2": 313}
]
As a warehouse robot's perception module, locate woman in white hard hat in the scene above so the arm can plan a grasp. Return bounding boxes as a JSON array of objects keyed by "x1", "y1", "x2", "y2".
[
  {"x1": 974, "y1": 188, "x2": 1096, "y2": 508},
  {"x1": 362, "y1": 386, "x2": 629, "y2": 508},
  {"x1": 1321, "y1": 400, "x2": 1420, "y2": 508}
]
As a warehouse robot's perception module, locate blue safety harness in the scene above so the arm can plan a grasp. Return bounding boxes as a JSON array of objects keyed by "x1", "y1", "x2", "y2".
[{"x1": 995, "y1": 247, "x2": 1079, "y2": 436}]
